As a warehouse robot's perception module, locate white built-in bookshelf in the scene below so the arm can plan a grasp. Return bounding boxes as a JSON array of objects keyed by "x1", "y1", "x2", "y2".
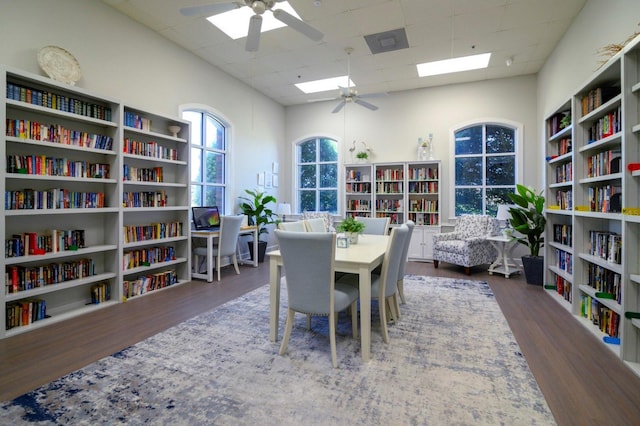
[{"x1": 1, "y1": 65, "x2": 190, "y2": 338}]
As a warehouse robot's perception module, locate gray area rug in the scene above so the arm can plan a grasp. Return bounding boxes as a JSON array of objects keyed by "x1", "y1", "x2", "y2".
[{"x1": 1, "y1": 276, "x2": 555, "y2": 425}]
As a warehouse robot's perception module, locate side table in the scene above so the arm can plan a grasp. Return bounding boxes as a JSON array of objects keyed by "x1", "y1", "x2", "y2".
[{"x1": 487, "y1": 235, "x2": 522, "y2": 278}]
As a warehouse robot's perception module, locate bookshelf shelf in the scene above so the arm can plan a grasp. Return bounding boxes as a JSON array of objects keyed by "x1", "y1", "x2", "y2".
[{"x1": 5, "y1": 272, "x2": 117, "y2": 301}]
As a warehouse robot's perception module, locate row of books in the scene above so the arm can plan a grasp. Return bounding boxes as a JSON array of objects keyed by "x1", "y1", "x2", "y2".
[
  {"x1": 6, "y1": 298, "x2": 46, "y2": 330},
  {"x1": 580, "y1": 295, "x2": 620, "y2": 338},
  {"x1": 6, "y1": 119, "x2": 114, "y2": 150},
  {"x1": 90, "y1": 282, "x2": 111, "y2": 304},
  {"x1": 556, "y1": 137, "x2": 572, "y2": 156},
  {"x1": 122, "y1": 165, "x2": 163, "y2": 182},
  {"x1": 555, "y1": 189, "x2": 572, "y2": 210},
  {"x1": 587, "y1": 263, "x2": 622, "y2": 303},
  {"x1": 586, "y1": 149, "x2": 621, "y2": 178},
  {"x1": 586, "y1": 107, "x2": 622, "y2": 143},
  {"x1": 123, "y1": 246, "x2": 176, "y2": 270},
  {"x1": 588, "y1": 230, "x2": 622, "y2": 264},
  {"x1": 122, "y1": 191, "x2": 167, "y2": 208},
  {"x1": 345, "y1": 182, "x2": 371, "y2": 194},
  {"x1": 554, "y1": 161, "x2": 572, "y2": 184},
  {"x1": 5, "y1": 229, "x2": 85, "y2": 258},
  {"x1": 123, "y1": 138, "x2": 178, "y2": 161},
  {"x1": 408, "y1": 212, "x2": 439, "y2": 226},
  {"x1": 6, "y1": 83, "x2": 113, "y2": 121},
  {"x1": 407, "y1": 181, "x2": 438, "y2": 194},
  {"x1": 552, "y1": 223, "x2": 572, "y2": 246},
  {"x1": 553, "y1": 274, "x2": 572, "y2": 302},
  {"x1": 375, "y1": 169, "x2": 403, "y2": 181},
  {"x1": 124, "y1": 111, "x2": 152, "y2": 131},
  {"x1": 555, "y1": 249, "x2": 572, "y2": 274},
  {"x1": 375, "y1": 212, "x2": 401, "y2": 225},
  {"x1": 6, "y1": 155, "x2": 110, "y2": 179},
  {"x1": 5, "y1": 257, "x2": 95, "y2": 294},
  {"x1": 345, "y1": 199, "x2": 371, "y2": 211},
  {"x1": 6, "y1": 188, "x2": 106, "y2": 210},
  {"x1": 123, "y1": 269, "x2": 178, "y2": 299},
  {"x1": 547, "y1": 111, "x2": 570, "y2": 137},
  {"x1": 407, "y1": 167, "x2": 438, "y2": 180},
  {"x1": 588, "y1": 184, "x2": 621, "y2": 213},
  {"x1": 580, "y1": 86, "x2": 619, "y2": 116},
  {"x1": 407, "y1": 199, "x2": 438, "y2": 213},
  {"x1": 375, "y1": 199, "x2": 403, "y2": 212},
  {"x1": 345, "y1": 170, "x2": 370, "y2": 182},
  {"x1": 375, "y1": 182, "x2": 403, "y2": 194},
  {"x1": 123, "y1": 222, "x2": 183, "y2": 244}
]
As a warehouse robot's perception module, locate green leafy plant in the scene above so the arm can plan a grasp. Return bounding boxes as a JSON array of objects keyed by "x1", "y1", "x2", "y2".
[
  {"x1": 336, "y1": 216, "x2": 366, "y2": 233},
  {"x1": 560, "y1": 112, "x2": 571, "y2": 129},
  {"x1": 508, "y1": 184, "x2": 546, "y2": 257},
  {"x1": 239, "y1": 189, "x2": 277, "y2": 242},
  {"x1": 356, "y1": 151, "x2": 368, "y2": 160}
]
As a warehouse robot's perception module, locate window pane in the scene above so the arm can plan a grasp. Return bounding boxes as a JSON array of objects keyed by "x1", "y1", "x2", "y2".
[
  {"x1": 319, "y1": 138, "x2": 338, "y2": 162},
  {"x1": 319, "y1": 190, "x2": 337, "y2": 213},
  {"x1": 455, "y1": 157, "x2": 482, "y2": 185},
  {"x1": 298, "y1": 140, "x2": 316, "y2": 163},
  {"x1": 455, "y1": 126, "x2": 482, "y2": 155},
  {"x1": 191, "y1": 184, "x2": 202, "y2": 206},
  {"x1": 486, "y1": 125, "x2": 514, "y2": 154},
  {"x1": 299, "y1": 164, "x2": 316, "y2": 188},
  {"x1": 455, "y1": 188, "x2": 482, "y2": 216},
  {"x1": 206, "y1": 115, "x2": 224, "y2": 150},
  {"x1": 486, "y1": 188, "x2": 515, "y2": 215},
  {"x1": 319, "y1": 164, "x2": 337, "y2": 188},
  {"x1": 191, "y1": 148, "x2": 202, "y2": 181},
  {"x1": 299, "y1": 190, "x2": 316, "y2": 211},
  {"x1": 204, "y1": 186, "x2": 223, "y2": 207},
  {"x1": 205, "y1": 152, "x2": 224, "y2": 184},
  {"x1": 486, "y1": 155, "x2": 515, "y2": 185},
  {"x1": 184, "y1": 111, "x2": 203, "y2": 146}
]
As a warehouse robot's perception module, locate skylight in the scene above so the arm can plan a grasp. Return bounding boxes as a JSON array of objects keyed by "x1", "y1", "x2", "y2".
[
  {"x1": 417, "y1": 53, "x2": 492, "y2": 77},
  {"x1": 295, "y1": 76, "x2": 354, "y2": 94},
  {"x1": 207, "y1": 1, "x2": 301, "y2": 39}
]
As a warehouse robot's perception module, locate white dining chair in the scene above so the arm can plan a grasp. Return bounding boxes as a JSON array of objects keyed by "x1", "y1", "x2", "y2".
[
  {"x1": 277, "y1": 221, "x2": 307, "y2": 232},
  {"x1": 193, "y1": 215, "x2": 243, "y2": 282},
  {"x1": 356, "y1": 216, "x2": 391, "y2": 235}
]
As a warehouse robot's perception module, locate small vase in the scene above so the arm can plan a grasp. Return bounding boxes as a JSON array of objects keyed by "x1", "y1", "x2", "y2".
[
  {"x1": 346, "y1": 232, "x2": 359, "y2": 244},
  {"x1": 418, "y1": 146, "x2": 428, "y2": 161}
]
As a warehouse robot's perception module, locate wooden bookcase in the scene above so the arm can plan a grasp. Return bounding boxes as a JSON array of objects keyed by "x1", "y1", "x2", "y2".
[
  {"x1": 0, "y1": 66, "x2": 190, "y2": 338},
  {"x1": 542, "y1": 34, "x2": 640, "y2": 376}
]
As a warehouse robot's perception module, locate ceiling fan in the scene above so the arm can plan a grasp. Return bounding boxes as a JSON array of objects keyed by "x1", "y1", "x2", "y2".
[
  {"x1": 331, "y1": 48, "x2": 386, "y2": 114},
  {"x1": 180, "y1": 1, "x2": 323, "y2": 52}
]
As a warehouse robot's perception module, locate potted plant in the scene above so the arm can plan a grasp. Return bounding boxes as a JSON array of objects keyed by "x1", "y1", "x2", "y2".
[
  {"x1": 356, "y1": 151, "x2": 369, "y2": 162},
  {"x1": 336, "y1": 216, "x2": 366, "y2": 244},
  {"x1": 508, "y1": 184, "x2": 547, "y2": 285},
  {"x1": 239, "y1": 189, "x2": 277, "y2": 262}
]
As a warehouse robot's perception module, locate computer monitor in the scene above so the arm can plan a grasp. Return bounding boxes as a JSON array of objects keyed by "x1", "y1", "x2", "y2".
[{"x1": 192, "y1": 206, "x2": 221, "y2": 230}]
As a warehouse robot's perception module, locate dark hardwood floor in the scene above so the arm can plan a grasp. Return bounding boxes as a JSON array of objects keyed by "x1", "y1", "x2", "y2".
[{"x1": 2, "y1": 260, "x2": 640, "y2": 425}]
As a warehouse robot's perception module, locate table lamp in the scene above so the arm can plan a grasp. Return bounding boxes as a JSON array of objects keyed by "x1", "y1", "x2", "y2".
[
  {"x1": 277, "y1": 203, "x2": 292, "y2": 222},
  {"x1": 496, "y1": 204, "x2": 512, "y2": 236}
]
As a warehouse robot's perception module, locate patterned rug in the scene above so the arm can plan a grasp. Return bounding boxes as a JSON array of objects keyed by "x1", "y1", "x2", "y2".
[{"x1": 1, "y1": 276, "x2": 555, "y2": 425}]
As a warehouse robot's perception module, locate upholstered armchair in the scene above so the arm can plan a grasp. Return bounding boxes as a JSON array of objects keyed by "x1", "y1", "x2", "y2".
[{"x1": 432, "y1": 215, "x2": 500, "y2": 275}]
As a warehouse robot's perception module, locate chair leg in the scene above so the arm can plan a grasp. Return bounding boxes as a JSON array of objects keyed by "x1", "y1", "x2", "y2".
[
  {"x1": 231, "y1": 253, "x2": 240, "y2": 275},
  {"x1": 433, "y1": 260, "x2": 439, "y2": 268},
  {"x1": 306, "y1": 314, "x2": 312, "y2": 330},
  {"x1": 279, "y1": 309, "x2": 295, "y2": 356},
  {"x1": 398, "y1": 278, "x2": 406, "y2": 304},
  {"x1": 380, "y1": 296, "x2": 390, "y2": 344},
  {"x1": 329, "y1": 311, "x2": 338, "y2": 368},
  {"x1": 392, "y1": 293, "x2": 401, "y2": 320},
  {"x1": 465, "y1": 266, "x2": 471, "y2": 275}
]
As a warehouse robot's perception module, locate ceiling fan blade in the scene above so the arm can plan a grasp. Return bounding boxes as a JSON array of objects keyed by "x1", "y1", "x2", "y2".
[
  {"x1": 354, "y1": 99, "x2": 379, "y2": 111},
  {"x1": 179, "y1": 2, "x2": 242, "y2": 17},
  {"x1": 272, "y1": 9, "x2": 323, "y2": 41},
  {"x1": 332, "y1": 101, "x2": 346, "y2": 114},
  {"x1": 358, "y1": 92, "x2": 388, "y2": 99},
  {"x1": 246, "y1": 15, "x2": 263, "y2": 52}
]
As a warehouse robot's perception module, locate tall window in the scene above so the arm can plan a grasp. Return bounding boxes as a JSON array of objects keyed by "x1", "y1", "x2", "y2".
[
  {"x1": 296, "y1": 137, "x2": 338, "y2": 213},
  {"x1": 183, "y1": 109, "x2": 227, "y2": 210},
  {"x1": 454, "y1": 123, "x2": 518, "y2": 216}
]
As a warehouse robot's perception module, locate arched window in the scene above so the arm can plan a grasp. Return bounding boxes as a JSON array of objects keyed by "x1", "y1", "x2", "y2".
[
  {"x1": 296, "y1": 137, "x2": 338, "y2": 213},
  {"x1": 182, "y1": 109, "x2": 228, "y2": 211},
  {"x1": 452, "y1": 122, "x2": 522, "y2": 216}
]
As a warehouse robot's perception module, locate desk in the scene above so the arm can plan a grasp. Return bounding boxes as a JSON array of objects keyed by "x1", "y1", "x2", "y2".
[
  {"x1": 191, "y1": 226, "x2": 258, "y2": 282},
  {"x1": 268, "y1": 234, "x2": 388, "y2": 363},
  {"x1": 487, "y1": 235, "x2": 521, "y2": 278}
]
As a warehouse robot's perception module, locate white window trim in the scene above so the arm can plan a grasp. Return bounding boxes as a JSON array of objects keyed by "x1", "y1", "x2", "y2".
[{"x1": 448, "y1": 118, "x2": 524, "y2": 222}]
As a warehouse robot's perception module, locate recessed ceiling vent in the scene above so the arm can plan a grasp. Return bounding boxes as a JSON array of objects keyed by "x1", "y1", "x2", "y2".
[{"x1": 364, "y1": 28, "x2": 409, "y2": 54}]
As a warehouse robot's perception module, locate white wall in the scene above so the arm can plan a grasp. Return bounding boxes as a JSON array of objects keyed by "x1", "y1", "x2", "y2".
[
  {"x1": 0, "y1": 0, "x2": 286, "y2": 219},
  {"x1": 285, "y1": 75, "x2": 538, "y2": 223}
]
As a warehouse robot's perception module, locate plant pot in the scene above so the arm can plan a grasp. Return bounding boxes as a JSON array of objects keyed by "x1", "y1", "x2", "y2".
[
  {"x1": 521, "y1": 255, "x2": 544, "y2": 285},
  {"x1": 346, "y1": 232, "x2": 359, "y2": 244},
  {"x1": 248, "y1": 241, "x2": 268, "y2": 263}
]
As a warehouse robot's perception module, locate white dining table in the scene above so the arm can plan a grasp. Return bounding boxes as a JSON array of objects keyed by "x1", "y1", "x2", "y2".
[{"x1": 267, "y1": 233, "x2": 389, "y2": 363}]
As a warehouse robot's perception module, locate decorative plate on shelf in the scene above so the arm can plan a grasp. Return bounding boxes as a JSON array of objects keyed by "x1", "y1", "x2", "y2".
[{"x1": 37, "y1": 45, "x2": 82, "y2": 86}]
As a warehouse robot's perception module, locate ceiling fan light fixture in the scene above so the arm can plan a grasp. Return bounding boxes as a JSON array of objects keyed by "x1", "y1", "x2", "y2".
[
  {"x1": 206, "y1": 1, "x2": 300, "y2": 39},
  {"x1": 417, "y1": 52, "x2": 492, "y2": 77}
]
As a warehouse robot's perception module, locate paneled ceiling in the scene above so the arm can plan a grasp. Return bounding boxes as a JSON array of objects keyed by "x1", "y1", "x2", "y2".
[{"x1": 102, "y1": 0, "x2": 587, "y2": 106}]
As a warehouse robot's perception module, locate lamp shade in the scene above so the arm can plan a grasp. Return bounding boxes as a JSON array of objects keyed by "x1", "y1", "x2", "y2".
[
  {"x1": 277, "y1": 203, "x2": 292, "y2": 216},
  {"x1": 496, "y1": 204, "x2": 512, "y2": 222}
]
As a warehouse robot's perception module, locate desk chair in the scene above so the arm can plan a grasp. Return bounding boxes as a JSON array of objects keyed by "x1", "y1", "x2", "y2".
[
  {"x1": 356, "y1": 216, "x2": 391, "y2": 235},
  {"x1": 193, "y1": 215, "x2": 243, "y2": 282},
  {"x1": 275, "y1": 230, "x2": 359, "y2": 368}
]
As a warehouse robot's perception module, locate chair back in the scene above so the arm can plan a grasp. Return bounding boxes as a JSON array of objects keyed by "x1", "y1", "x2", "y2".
[
  {"x1": 217, "y1": 215, "x2": 244, "y2": 256},
  {"x1": 302, "y1": 211, "x2": 335, "y2": 231},
  {"x1": 275, "y1": 230, "x2": 335, "y2": 314},
  {"x1": 456, "y1": 215, "x2": 500, "y2": 239},
  {"x1": 378, "y1": 224, "x2": 409, "y2": 299},
  {"x1": 304, "y1": 217, "x2": 327, "y2": 232},
  {"x1": 397, "y1": 220, "x2": 415, "y2": 280},
  {"x1": 278, "y1": 221, "x2": 307, "y2": 232},
  {"x1": 356, "y1": 216, "x2": 391, "y2": 235}
]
